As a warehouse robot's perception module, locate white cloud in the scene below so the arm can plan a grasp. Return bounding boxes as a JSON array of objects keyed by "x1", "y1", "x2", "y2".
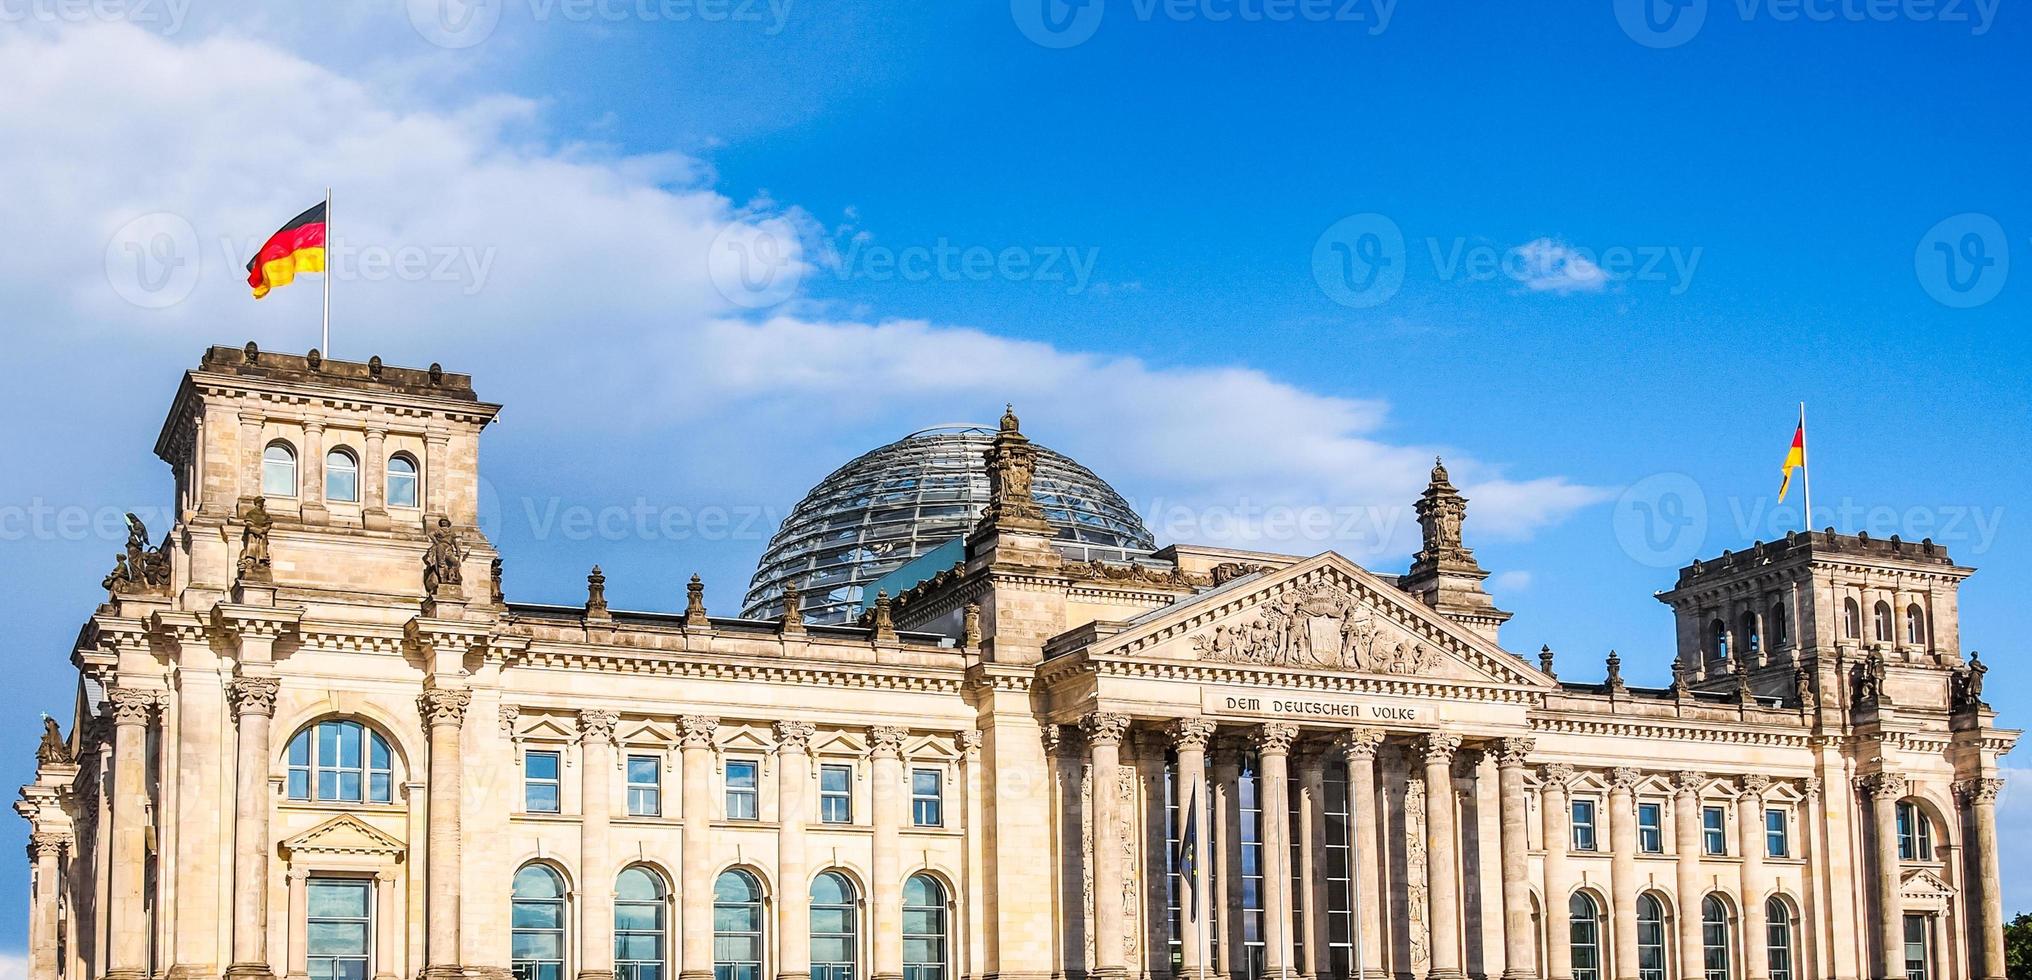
[
  {"x1": 0, "y1": 950, "x2": 23, "y2": 980},
  {"x1": 0, "y1": 21, "x2": 1608, "y2": 564},
  {"x1": 1509, "y1": 237, "x2": 1610, "y2": 294},
  {"x1": 1488, "y1": 570, "x2": 1534, "y2": 593}
]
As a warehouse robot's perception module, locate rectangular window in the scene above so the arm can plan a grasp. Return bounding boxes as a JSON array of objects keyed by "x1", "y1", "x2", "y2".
[
  {"x1": 525, "y1": 751, "x2": 561, "y2": 813},
  {"x1": 1638, "y1": 803, "x2": 1664, "y2": 854},
  {"x1": 725, "y1": 760, "x2": 759, "y2": 820},
  {"x1": 627, "y1": 755, "x2": 662, "y2": 817},
  {"x1": 306, "y1": 878, "x2": 372, "y2": 980},
  {"x1": 1571, "y1": 799, "x2": 1598, "y2": 851},
  {"x1": 820, "y1": 764, "x2": 853, "y2": 824},
  {"x1": 912, "y1": 769, "x2": 944, "y2": 827},
  {"x1": 1903, "y1": 914, "x2": 1931, "y2": 980},
  {"x1": 1702, "y1": 805, "x2": 1727, "y2": 856},
  {"x1": 1765, "y1": 808, "x2": 1789, "y2": 858}
]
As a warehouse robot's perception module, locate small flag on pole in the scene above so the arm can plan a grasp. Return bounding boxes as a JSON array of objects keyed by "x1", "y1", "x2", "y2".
[
  {"x1": 1778, "y1": 412, "x2": 1806, "y2": 503},
  {"x1": 1176, "y1": 792, "x2": 1199, "y2": 920},
  {"x1": 246, "y1": 201, "x2": 328, "y2": 299}
]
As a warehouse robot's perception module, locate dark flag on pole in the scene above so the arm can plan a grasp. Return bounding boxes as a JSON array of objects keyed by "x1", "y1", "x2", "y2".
[{"x1": 1176, "y1": 791, "x2": 1199, "y2": 921}]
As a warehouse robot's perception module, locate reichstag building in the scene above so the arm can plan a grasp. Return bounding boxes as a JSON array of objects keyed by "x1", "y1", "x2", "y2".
[{"x1": 15, "y1": 346, "x2": 2013, "y2": 980}]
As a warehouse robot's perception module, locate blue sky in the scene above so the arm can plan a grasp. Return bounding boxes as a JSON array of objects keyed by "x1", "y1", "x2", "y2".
[{"x1": 0, "y1": 0, "x2": 2027, "y2": 954}]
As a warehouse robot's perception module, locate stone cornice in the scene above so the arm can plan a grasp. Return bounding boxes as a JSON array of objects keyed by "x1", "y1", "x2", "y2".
[
  {"x1": 1528, "y1": 714, "x2": 1815, "y2": 749},
  {"x1": 1039, "y1": 650, "x2": 1543, "y2": 706},
  {"x1": 503, "y1": 643, "x2": 966, "y2": 695}
]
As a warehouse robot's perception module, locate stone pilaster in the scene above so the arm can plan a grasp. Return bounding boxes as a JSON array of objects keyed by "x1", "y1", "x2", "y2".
[
  {"x1": 1298, "y1": 753, "x2": 1330, "y2": 980},
  {"x1": 1540, "y1": 763, "x2": 1576, "y2": 980},
  {"x1": 28, "y1": 831, "x2": 70, "y2": 980},
  {"x1": 1492, "y1": 740, "x2": 1535, "y2": 980},
  {"x1": 1672, "y1": 772, "x2": 1707, "y2": 980},
  {"x1": 417, "y1": 687, "x2": 472, "y2": 980},
  {"x1": 1420, "y1": 734, "x2": 1465, "y2": 980},
  {"x1": 1738, "y1": 774, "x2": 1773, "y2": 980},
  {"x1": 1254, "y1": 723, "x2": 1298, "y2": 980},
  {"x1": 1608, "y1": 768, "x2": 1642, "y2": 980},
  {"x1": 1083, "y1": 713, "x2": 1132, "y2": 980},
  {"x1": 1210, "y1": 738, "x2": 1242, "y2": 980},
  {"x1": 1168, "y1": 720, "x2": 1217, "y2": 980},
  {"x1": 170, "y1": 662, "x2": 227, "y2": 980},
  {"x1": 678, "y1": 716, "x2": 719, "y2": 980},
  {"x1": 1337, "y1": 730, "x2": 1386, "y2": 980},
  {"x1": 225, "y1": 677, "x2": 281, "y2": 980},
  {"x1": 105, "y1": 687, "x2": 160, "y2": 980},
  {"x1": 1955, "y1": 777, "x2": 2005, "y2": 980},
  {"x1": 1860, "y1": 772, "x2": 1908, "y2": 980},
  {"x1": 776, "y1": 722, "x2": 818, "y2": 980},
  {"x1": 577, "y1": 709, "x2": 620, "y2": 980},
  {"x1": 873, "y1": 725, "x2": 911, "y2": 980}
]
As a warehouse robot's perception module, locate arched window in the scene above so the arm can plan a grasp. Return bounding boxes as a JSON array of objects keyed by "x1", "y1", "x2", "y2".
[
  {"x1": 325, "y1": 448, "x2": 359, "y2": 503},
  {"x1": 286, "y1": 719, "x2": 394, "y2": 803},
  {"x1": 616, "y1": 867, "x2": 668, "y2": 980},
  {"x1": 1905, "y1": 605, "x2": 1926, "y2": 646},
  {"x1": 1739, "y1": 612, "x2": 1760, "y2": 655},
  {"x1": 1570, "y1": 892, "x2": 1604, "y2": 980},
  {"x1": 1896, "y1": 802, "x2": 1935, "y2": 861},
  {"x1": 263, "y1": 442, "x2": 299, "y2": 498},
  {"x1": 512, "y1": 865, "x2": 567, "y2": 980},
  {"x1": 1637, "y1": 894, "x2": 1669, "y2": 980},
  {"x1": 1702, "y1": 895, "x2": 1732, "y2": 980},
  {"x1": 1843, "y1": 598, "x2": 1862, "y2": 640},
  {"x1": 1770, "y1": 602, "x2": 1788, "y2": 648},
  {"x1": 1765, "y1": 897, "x2": 1796, "y2": 980},
  {"x1": 1710, "y1": 619, "x2": 1729, "y2": 661},
  {"x1": 903, "y1": 875, "x2": 949, "y2": 980},
  {"x1": 811, "y1": 872, "x2": 858, "y2": 980},
  {"x1": 713, "y1": 870, "x2": 764, "y2": 980},
  {"x1": 387, "y1": 454, "x2": 420, "y2": 509},
  {"x1": 1873, "y1": 601, "x2": 1894, "y2": 643}
]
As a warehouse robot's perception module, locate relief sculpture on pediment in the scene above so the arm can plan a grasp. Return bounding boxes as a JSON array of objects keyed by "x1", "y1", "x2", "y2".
[{"x1": 1189, "y1": 580, "x2": 1442, "y2": 674}]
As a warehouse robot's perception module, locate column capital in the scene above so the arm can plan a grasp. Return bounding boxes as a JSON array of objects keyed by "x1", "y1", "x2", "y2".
[
  {"x1": 1336, "y1": 727, "x2": 1387, "y2": 762},
  {"x1": 679, "y1": 715, "x2": 720, "y2": 748},
  {"x1": 870, "y1": 725, "x2": 909, "y2": 758},
  {"x1": 773, "y1": 721, "x2": 817, "y2": 753},
  {"x1": 28, "y1": 830, "x2": 72, "y2": 860},
  {"x1": 1491, "y1": 736, "x2": 1535, "y2": 768},
  {"x1": 1041, "y1": 723, "x2": 1068, "y2": 758},
  {"x1": 229, "y1": 677, "x2": 281, "y2": 717},
  {"x1": 956, "y1": 729, "x2": 982, "y2": 757},
  {"x1": 417, "y1": 688, "x2": 472, "y2": 728},
  {"x1": 1954, "y1": 777, "x2": 2004, "y2": 805},
  {"x1": 1253, "y1": 722, "x2": 1299, "y2": 755},
  {"x1": 1801, "y1": 775, "x2": 1821, "y2": 799},
  {"x1": 1738, "y1": 773, "x2": 1773, "y2": 799},
  {"x1": 1081, "y1": 712, "x2": 1132, "y2": 748},
  {"x1": 1167, "y1": 718, "x2": 1218, "y2": 751},
  {"x1": 1540, "y1": 762, "x2": 1577, "y2": 789},
  {"x1": 1610, "y1": 767, "x2": 1643, "y2": 793},
  {"x1": 1672, "y1": 770, "x2": 1708, "y2": 797},
  {"x1": 578, "y1": 709, "x2": 620, "y2": 743},
  {"x1": 498, "y1": 703, "x2": 522, "y2": 737},
  {"x1": 106, "y1": 687, "x2": 161, "y2": 725},
  {"x1": 1858, "y1": 771, "x2": 1908, "y2": 800},
  {"x1": 1418, "y1": 732, "x2": 1463, "y2": 764}
]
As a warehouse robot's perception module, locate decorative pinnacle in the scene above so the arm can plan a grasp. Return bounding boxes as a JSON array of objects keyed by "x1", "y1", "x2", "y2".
[{"x1": 684, "y1": 573, "x2": 709, "y2": 627}]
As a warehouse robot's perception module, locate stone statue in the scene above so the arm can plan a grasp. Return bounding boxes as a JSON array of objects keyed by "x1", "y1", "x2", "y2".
[
  {"x1": 101, "y1": 513, "x2": 170, "y2": 594},
  {"x1": 962, "y1": 602, "x2": 982, "y2": 648},
  {"x1": 238, "y1": 498, "x2": 274, "y2": 582},
  {"x1": 35, "y1": 717, "x2": 69, "y2": 767},
  {"x1": 1793, "y1": 667, "x2": 1817, "y2": 709},
  {"x1": 422, "y1": 517, "x2": 464, "y2": 595},
  {"x1": 1415, "y1": 458, "x2": 1469, "y2": 560},
  {"x1": 978, "y1": 404, "x2": 1048, "y2": 530},
  {"x1": 1953, "y1": 651, "x2": 1989, "y2": 711}
]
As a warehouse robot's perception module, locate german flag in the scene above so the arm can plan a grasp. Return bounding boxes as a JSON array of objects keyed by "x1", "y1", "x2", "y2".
[
  {"x1": 246, "y1": 202, "x2": 327, "y2": 298},
  {"x1": 1777, "y1": 418, "x2": 1806, "y2": 502}
]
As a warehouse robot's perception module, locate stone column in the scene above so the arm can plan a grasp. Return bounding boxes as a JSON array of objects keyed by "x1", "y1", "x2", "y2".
[
  {"x1": 287, "y1": 870, "x2": 310, "y2": 979},
  {"x1": 1862, "y1": 773, "x2": 1907, "y2": 980},
  {"x1": 238, "y1": 412, "x2": 265, "y2": 505},
  {"x1": 1738, "y1": 775, "x2": 1773, "y2": 980},
  {"x1": 1082, "y1": 714, "x2": 1132, "y2": 980},
  {"x1": 1673, "y1": 772, "x2": 1707, "y2": 980},
  {"x1": 374, "y1": 871, "x2": 399, "y2": 980},
  {"x1": 1211, "y1": 740, "x2": 1242, "y2": 980},
  {"x1": 226, "y1": 677, "x2": 281, "y2": 980},
  {"x1": 1169, "y1": 720, "x2": 1217, "y2": 980},
  {"x1": 1540, "y1": 764, "x2": 1576, "y2": 980},
  {"x1": 678, "y1": 716, "x2": 719, "y2": 980},
  {"x1": 363, "y1": 427, "x2": 389, "y2": 527},
  {"x1": 424, "y1": 432, "x2": 450, "y2": 517},
  {"x1": 776, "y1": 722, "x2": 818, "y2": 980},
  {"x1": 1338, "y1": 730, "x2": 1386, "y2": 980},
  {"x1": 301, "y1": 421, "x2": 327, "y2": 522},
  {"x1": 28, "y1": 832, "x2": 69, "y2": 980},
  {"x1": 1956, "y1": 777, "x2": 2006, "y2": 980},
  {"x1": 579, "y1": 710, "x2": 620, "y2": 980},
  {"x1": 171, "y1": 666, "x2": 226, "y2": 980},
  {"x1": 1255, "y1": 724, "x2": 1299, "y2": 980},
  {"x1": 1421, "y1": 734, "x2": 1465, "y2": 980},
  {"x1": 1299, "y1": 754, "x2": 1330, "y2": 980},
  {"x1": 872, "y1": 725, "x2": 911, "y2": 980},
  {"x1": 105, "y1": 688, "x2": 158, "y2": 980},
  {"x1": 418, "y1": 688, "x2": 472, "y2": 980},
  {"x1": 1608, "y1": 768, "x2": 1641, "y2": 980},
  {"x1": 1493, "y1": 740, "x2": 1535, "y2": 980}
]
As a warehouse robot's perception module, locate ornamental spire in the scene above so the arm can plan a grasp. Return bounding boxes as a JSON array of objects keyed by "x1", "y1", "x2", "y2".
[{"x1": 977, "y1": 403, "x2": 1050, "y2": 534}]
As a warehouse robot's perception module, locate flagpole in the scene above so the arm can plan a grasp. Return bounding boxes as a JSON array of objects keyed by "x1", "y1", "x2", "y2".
[
  {"x1": 1799, "y1": 401, "x2": 1812, "y2": 532},
  {"x1": 322, "y1": 186, "x2": 332, "y2": 357},
  {"x1": 1198, "y1": 766, "x2": 1210, "y2": 980}
]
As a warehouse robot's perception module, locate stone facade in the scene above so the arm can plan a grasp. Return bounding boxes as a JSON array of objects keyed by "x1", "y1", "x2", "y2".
[{"x1": 14, "y1": 345, "x2": 2016, "y2": 980}]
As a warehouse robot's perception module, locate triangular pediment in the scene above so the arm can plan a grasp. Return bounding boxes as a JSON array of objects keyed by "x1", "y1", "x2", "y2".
[
  {"x1": 1082, "y1": 552, "x2": 1554, "y2": 688},
  {"x1": 1900, "y1": 868, "x2": 1956, "y2": 904},
  {"x1": 281, "y1": 814, "x2": 406, "y2": 859}
]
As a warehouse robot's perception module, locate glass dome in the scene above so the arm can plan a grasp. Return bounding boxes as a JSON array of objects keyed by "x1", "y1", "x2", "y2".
[{"x1": 741, "y1": 424, "x2": 1156, "y2": 624}]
